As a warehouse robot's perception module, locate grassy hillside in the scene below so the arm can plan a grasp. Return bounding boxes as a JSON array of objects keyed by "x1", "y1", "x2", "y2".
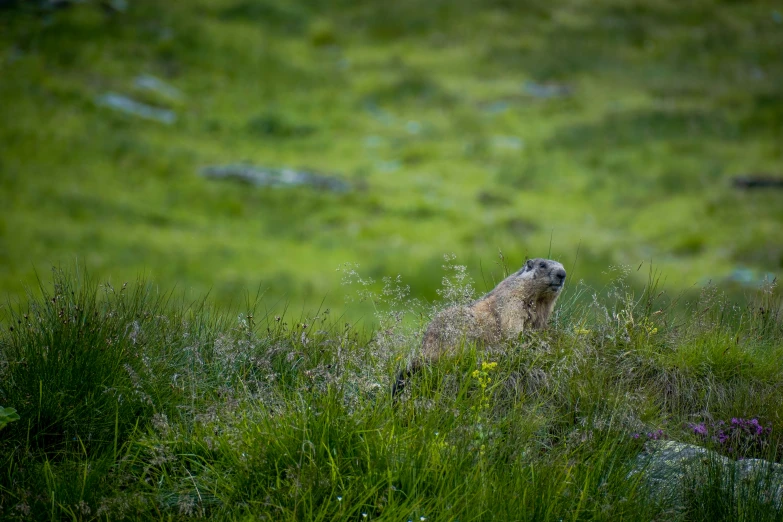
[
  {"x1": 1, "y1": 0, "x2": 782, "y2": 315},
  {"x1": 1, "y1": 269, "x2": 781, "y2": 520}
]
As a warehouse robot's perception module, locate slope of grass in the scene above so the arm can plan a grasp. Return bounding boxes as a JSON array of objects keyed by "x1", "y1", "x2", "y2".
[
  {"x1": 1, "y1": 268, "x2": 781, "y2": 520},
  {"x1": 1, "y1": 0, "x2": 782, "y2": 315}
]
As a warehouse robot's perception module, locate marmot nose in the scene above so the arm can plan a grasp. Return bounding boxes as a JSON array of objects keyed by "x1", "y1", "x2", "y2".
[{"x1": 555, "y1": 269, "x2": 566, "y2": 282}]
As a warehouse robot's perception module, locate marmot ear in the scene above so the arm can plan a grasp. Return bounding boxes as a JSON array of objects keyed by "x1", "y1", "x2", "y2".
[{"x1": 525, "y1": 259, "x2": 534, "y2": 272}]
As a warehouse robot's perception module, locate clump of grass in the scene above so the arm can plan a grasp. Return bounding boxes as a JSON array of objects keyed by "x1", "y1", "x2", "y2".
[
  {"x1": 1, "y1": 264, "x2": 782, "y2": 519},
  {"x1": 1, "y1": 269, "x2": 181, "y2": 455}
]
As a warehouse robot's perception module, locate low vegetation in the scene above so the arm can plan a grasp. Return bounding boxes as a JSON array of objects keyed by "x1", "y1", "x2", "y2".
[{"x1": 1, "y1": 266, "x2": 781, "y2": 520}]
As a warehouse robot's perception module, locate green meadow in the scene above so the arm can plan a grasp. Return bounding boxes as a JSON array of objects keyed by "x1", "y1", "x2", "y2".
[
  {"x1": 1, "y1": 0, "x2": 783, "y2": 520},
  {"x1": 1, "y1": 0, "x2": 781, "y2": 313}
]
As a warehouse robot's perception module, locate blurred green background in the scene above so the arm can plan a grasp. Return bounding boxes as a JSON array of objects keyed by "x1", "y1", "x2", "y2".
[{"x1": 1, "y1": 0, "x2": 781, "y2": 318}]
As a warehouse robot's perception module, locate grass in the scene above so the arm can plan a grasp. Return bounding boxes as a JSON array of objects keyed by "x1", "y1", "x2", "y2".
[
  {"x1": 0, "y1": 267, "x2": 781, "y2": 520},
  {"x1": 1, "y1": 1, "x2": 782, "y2": 519},
  {"x1": 0, "y1": 0, "x2": 781, "y2": 315}
]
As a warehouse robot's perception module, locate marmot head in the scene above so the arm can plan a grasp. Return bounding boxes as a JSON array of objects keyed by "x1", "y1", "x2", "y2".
[{"x1": 518, "y1": 258, "x2": 567, "y2": 297}]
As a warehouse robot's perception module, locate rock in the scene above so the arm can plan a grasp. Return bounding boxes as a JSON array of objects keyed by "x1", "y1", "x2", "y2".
[
  {"x1": 375, "y1": 160, "x2": 401, "y2": 173},
  {"x1": 630, "y1": 440, "x2": 783, "y2": 511},
  {"x1": 364, "y1": 101, "x2": 395, "y2": 126},
  {"x1": 405, "y1": 121, "x2": 422, "y2": 135},
  {"x1": 491, "y1": 135, "x2": 524, "y2": 151},
  {"x1": 481, "y1": 100, "x2": 510, "y2": 115},
  {"x1": 95, "y1": 92, "x2": 176, "y2": 124},
  {"x1": 728, "y1": 267, "x2": 757, "y2": 286},
  {"x1": 133, "y1": 74, "x2": 182, "y2": 101},
  {"x1": 523, "y1": 81, "x2": 572, "y2": 99},
  {"x1": 200, "y1": 164, "x2": 350, "y2": 193},
  {"x1": 732, "y1": 175, "x2": 783, "y2": 189},
  {"x1": 104, "y1": 0, "x2": 127, "y2": 12},
  {"x1": 363, "y1": 135, "x2": 384, "y2": 149},
  {"x1": 12, "y1": 0, "x2": 127, "y2": 12}
]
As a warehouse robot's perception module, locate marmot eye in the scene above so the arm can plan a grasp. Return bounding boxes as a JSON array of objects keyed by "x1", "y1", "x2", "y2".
[{"x1": 539, "y1": 262, "x2": 547, "y2": 268}]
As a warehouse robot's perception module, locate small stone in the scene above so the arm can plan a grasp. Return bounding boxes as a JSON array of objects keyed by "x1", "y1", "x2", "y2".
[
  {"x1": 523, "y1": 81, "x2": 572, "y2": 99},
  {"x1": 95, "y1": 92, "x2": 176, "y2": 124},
  {"x1": 200, "y1": 164, "x2": 351, "y2": 193},
  {"x1": 133, "y1": 74, "x2": 182, "y2": 101}
]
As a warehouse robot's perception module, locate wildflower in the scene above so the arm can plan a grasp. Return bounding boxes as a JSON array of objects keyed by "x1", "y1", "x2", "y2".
[
  {"x1": 690, "y1": 417, "x2": 771, "y2": 457},
  {"x1": 690, "y1": 423, "x2": 708, "y2": 436}
]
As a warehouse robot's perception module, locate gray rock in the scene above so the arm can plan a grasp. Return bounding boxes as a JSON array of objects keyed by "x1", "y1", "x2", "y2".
[
  {"x1": 630, "y1": 440, "x2": 783, "y2": 512},
  {"x1": 481, "y1": 100, "x2": 510, "y2": 115},
  {"x1": 96, "y1": 92, "x2": 176, "y2": 124},
  {"x1": 363, "y1": 135, "x2": 384, "y2": 149},
  {"x1": 732, "y1": 174, "x2": 783, "y2": 190},
  {"x1": 405, "y1": 121, "x2": 422, "y2": 135},
  {"x1": 27, "y1": 0, "x2": 126, "y2": 12},
  {"x1": 523, "y1": 81, "x2": 572, "y2": 99},
  {"x1": 375, "y1": 160, "x2": 401, "y2": 173},
  {"x1": 106, "y1": 0, "x2": 127, "y2": 12},
  {"x1": 200, "y1": 164, "x2": 350, "y2": 193},
  {"x1": 728, "y1": 267, "x2": 756, "y2": 286},
  {"x1": 364, "y1": 101, "x2": 395, "y2": 126},
  {"x1": 491, "y1": 135, "x2": 524, "y2": 151},
  {"x1": 133, "y1": 74, "x2": 182, "y2": 101}
]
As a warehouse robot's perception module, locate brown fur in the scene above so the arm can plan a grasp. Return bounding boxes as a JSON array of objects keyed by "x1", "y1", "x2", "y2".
[{"x1": 393, "y1": 258, "x2": 566, "y2": 397}]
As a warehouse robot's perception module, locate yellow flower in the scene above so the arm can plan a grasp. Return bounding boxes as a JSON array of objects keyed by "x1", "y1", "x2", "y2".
[{"x1": 481, "y1": 361, "x2": 497, "y2": 371}]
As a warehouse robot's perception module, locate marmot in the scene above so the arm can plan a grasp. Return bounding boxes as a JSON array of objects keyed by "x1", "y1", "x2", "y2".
[{"x1": 393, "y1": 257, "x2": 566, "y2": 397}]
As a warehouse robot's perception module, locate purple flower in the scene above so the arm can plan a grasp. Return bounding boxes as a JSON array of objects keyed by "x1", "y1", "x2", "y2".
[
  {"x1": 690, "y1": 423, "x2": 708, "y2": 436},
  {"x1": 688, "y1": 417, "x2": 771, "y2": 458}
]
